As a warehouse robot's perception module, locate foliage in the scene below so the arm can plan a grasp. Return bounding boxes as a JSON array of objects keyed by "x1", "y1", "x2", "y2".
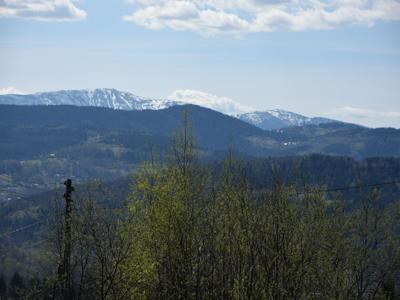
[
  {"x1": 122, "y1": 117, "x2": 400, "y2": 299},
  {"x1": 0, "y1": 114, "x2": 399, "y2": 299}
]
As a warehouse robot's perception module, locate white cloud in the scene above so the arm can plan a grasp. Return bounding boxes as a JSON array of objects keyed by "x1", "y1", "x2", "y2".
[
  {"x1": 124, "y1": 0, "x2": 400, "y2": 35},
  {"x1": 0, "y1": 86, "x2": 25, "y2": 95},
  {"x1": 324, "y1": 106, "x2": 400, "y2": 128},
  {"x1": 167, "y1": 89, "x2": 252, "y2": 114},
  {"x1": 337, "y1": 106, "x2": 400, "y2": 118},
  {"x1": 0, "y1": 0, "x2": 87, "y2": 21}
]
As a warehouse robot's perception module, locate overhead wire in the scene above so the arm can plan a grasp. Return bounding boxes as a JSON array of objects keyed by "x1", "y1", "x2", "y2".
[
  {"x1": 0, "y1": 221, "x2": 43, "y2": 238},
  {"x1": 296, "y1": 179, "x2": 400, "y2": 195},
  {"x1": 1, "y1": 179, "x2": 400, "y2": 237}
]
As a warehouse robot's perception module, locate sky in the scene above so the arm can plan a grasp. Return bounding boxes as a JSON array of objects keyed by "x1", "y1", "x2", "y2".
[{"x1": 0, "y1": 0, "x2": 400, "y2": 128}]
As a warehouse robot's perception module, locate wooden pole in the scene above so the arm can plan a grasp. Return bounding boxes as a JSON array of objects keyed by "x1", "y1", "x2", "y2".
[{"x1": 60, "y1": 179, "x2": 74, "y2": 299}]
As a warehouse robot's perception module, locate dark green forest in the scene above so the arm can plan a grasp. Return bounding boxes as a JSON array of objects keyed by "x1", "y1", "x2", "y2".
[
  {"x1": 0, "y1": 116, "x2": 399, "y2": 299},
  {"x1": 2, "y1": 104, "x2": 400, "y2": 205}
]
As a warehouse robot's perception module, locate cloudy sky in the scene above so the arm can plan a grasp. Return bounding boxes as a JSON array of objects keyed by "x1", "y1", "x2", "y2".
[{"x1": 0, "y1": 0, "x2": 400, "y2": 127}]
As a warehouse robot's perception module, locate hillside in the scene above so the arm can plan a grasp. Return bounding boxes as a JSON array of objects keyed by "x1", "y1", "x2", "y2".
[{"x1": 1, "y1": 104, "x2": 400, "y2": 201}]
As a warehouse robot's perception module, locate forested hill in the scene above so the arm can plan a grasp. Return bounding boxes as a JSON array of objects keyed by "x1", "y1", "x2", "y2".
[
  {"x1": 1, "y1": 104, "x2": 400, "y2": 160},
  {"x1": 1, "y1": 104, "x2": 400, "y2": 202},
  {"x1": 0, "y1": 104, "x2": 264, "y2": 153}
]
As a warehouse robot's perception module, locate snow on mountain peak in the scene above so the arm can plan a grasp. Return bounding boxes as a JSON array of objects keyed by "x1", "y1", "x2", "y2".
[
  {"x1": 266, "y1": 109, "x2": 312, "y2": 126},
  {"x1": 0, "y1": 88, "x2": 182, "y2": 111},
  {"x1": 165, "y1": 89, "x2": 332, "y2": 130},
  {"x1": 238, "y1": 109, "x2": 336, "y2": 130},
  {"x1": 0, "y1": 87, "x2": 339, "y2": 130}
]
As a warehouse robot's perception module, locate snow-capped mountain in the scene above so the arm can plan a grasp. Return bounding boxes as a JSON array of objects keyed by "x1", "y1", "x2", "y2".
[
  {"x1": 0, "y1": 88, "x2": 339, "y2": 130},
  {"x1": 0, "y1": 88, "x2": 182, "y2": 111},
  {"x1": 238, "y1": 109, "x2": 336, "y2": 130}
]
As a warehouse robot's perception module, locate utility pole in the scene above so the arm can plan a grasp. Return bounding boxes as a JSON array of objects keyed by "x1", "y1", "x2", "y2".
[{"x1": 59, "y1": 179, "x2": 74, "y2": 300}]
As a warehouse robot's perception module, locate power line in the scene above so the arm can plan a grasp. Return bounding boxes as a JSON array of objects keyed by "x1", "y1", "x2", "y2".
[
  {"x1": 1, "y1": 179, "x2": 399, "y2": 238},
  {"x1": 296, "y1": 180, "x2": 400, "y2": 195},
  {"x1": 326, "y1": 180, "x2": 400, "y2": 192},
  {"x1": 0, "y1": 221, "x2": 42, "y2": 238}
]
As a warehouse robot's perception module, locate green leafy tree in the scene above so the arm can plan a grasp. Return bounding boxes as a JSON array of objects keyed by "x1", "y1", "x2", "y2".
[{"x1": 122, "y1": 113, "x2": 400, "y2": 299}]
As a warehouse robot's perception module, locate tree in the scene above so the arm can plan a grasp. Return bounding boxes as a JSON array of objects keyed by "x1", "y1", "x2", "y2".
[
  {"x1": 0, "y1": 274, "x2": 7, "y2": 300},
  {"x1": 126, "y1": 110, "x2": 211, "y2": 299},
  {"x1": 122, "y1": 112, "x2": 400, "y2": 299},
  {"x1": 9, "y1": 272, "x2": 24, "y2": 300},
  {"x1": 46, "y1": 181, "x2": 135, "y2": 300}
]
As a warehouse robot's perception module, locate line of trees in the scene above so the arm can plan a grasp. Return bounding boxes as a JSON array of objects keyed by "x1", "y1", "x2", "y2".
[
  {"x1": 2, "y1": 116, "x2": 400, "y2": 299},
  {"x1": 121, "y1": 120, "x2": 400, "y2": 299}
]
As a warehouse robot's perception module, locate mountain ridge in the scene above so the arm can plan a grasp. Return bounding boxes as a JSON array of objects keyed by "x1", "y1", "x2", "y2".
[
  {"x1": 0, "y1": 88, "x2": 341, "y2": 130},
  {"x1": 1, "y1": 104, "x2": 399, "y2": 202},
  {"x1": 0, "y1": 88, "x2": 182, "y2": 111},
  {"x1": 238, "y1": 109, "x2": 337, "y2": 130}
]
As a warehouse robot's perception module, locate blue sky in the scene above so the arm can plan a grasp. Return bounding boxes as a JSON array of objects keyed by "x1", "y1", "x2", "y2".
[{"x1": 0, "y1": 0, "x2": 400, "y2": 127}]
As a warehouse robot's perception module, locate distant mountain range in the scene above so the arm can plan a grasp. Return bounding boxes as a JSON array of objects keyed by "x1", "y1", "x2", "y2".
[
  {"x1": 238, "y1": 110, "x2": 337, "y2": 130},
  {"x1": 0, "y1": 88, "x2": 340, "y2": 130},
  {"x1": 0, "y1": 88, "x2": 181, "y2": 111}
]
